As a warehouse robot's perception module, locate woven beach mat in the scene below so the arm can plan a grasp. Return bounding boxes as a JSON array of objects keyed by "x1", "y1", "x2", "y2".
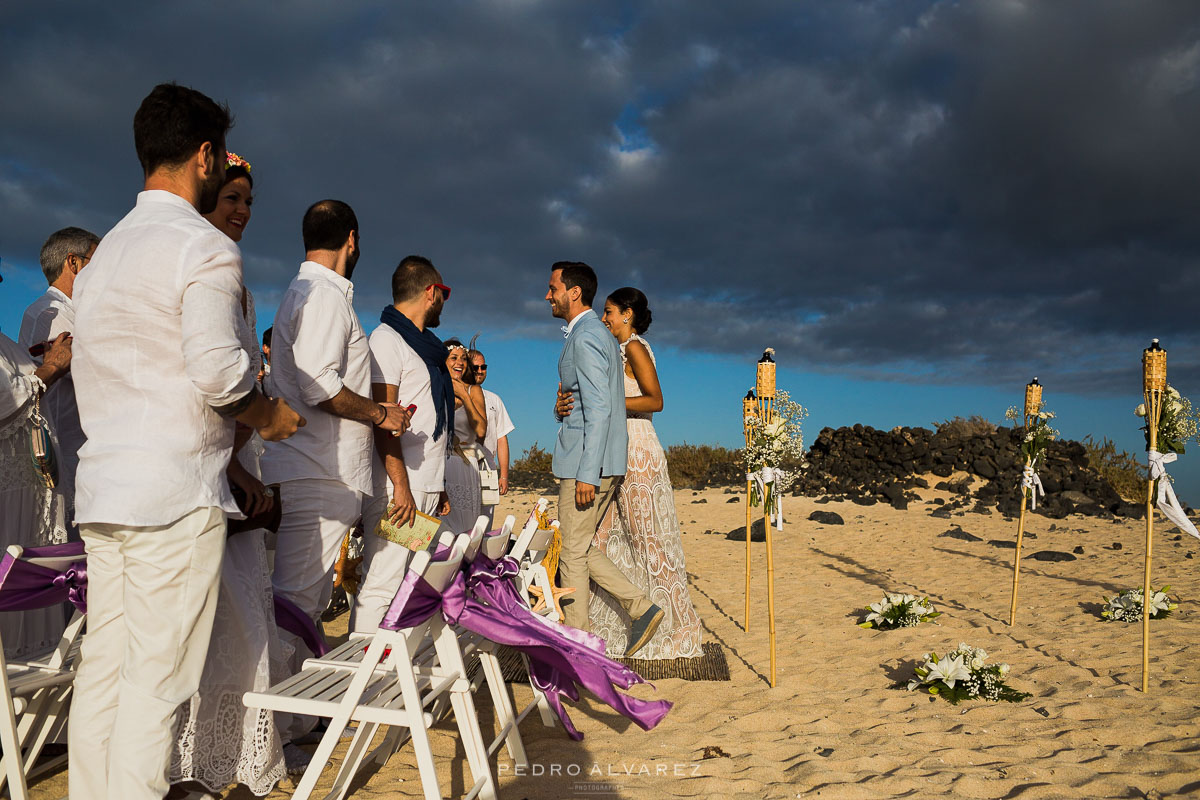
[{"x1": 484, "y1": 641, "x2": 730, "y2": 683}]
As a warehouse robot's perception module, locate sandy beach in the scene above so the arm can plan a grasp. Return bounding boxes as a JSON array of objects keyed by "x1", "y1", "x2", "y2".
[{"x1": 28, "y1": 480, "x2": 1200, "y2": 800}]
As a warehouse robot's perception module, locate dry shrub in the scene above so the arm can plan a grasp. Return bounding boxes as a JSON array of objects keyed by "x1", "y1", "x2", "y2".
[
  {"x1": 934, "y1": 415, "x2": 998, "y2": 438},
  {"x1": 512, "y1": 442, "x2": 553, "y2": 473},
  {"x1": 1082, "y1": 435, "x2": 1146, "y2": 502},
  {"x1": 666, "y1": 443, "x2": 743, "y2": 489}
]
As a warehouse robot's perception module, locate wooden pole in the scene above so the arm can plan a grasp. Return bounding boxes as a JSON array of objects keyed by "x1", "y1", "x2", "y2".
[
  {"x1": 1009, "y1": 457, "x2": 1030, "y2": 626},
  {"x1": 1009, "y1": 379, "x2": 1042, "y2": 626},
  {"x1": 743, "y1": 392, "x2": 756, "y2": 632},
  {"x1": 756, "y1": 353, "x2": 778, "y2": 688},
  {"x1": 1142, "y1": 340, "x2": 1166, "y2": 693}
]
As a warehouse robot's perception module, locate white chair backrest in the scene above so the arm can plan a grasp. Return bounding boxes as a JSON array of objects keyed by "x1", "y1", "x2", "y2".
[
  {"x1": 481, "y1": 516, "x2": 515, "y2": 561},
  {"x1": 3, "y1": 545, "x2": 83, "y2": 576},
  {"x1": 508, "y1": 499, "x2": 549, "y2": 562},
  {"x1": 461, "y1": 516, "x2": 490, "y2": 563},
  {"x1": 419, "y1": 533, "x2": 469, "y2": 593}
]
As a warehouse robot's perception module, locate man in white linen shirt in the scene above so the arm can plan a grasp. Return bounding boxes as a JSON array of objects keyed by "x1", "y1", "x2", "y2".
[
  {"x1": 470, "y1": 347, "x2": 515, "y2": 526},
  {"x1": 17, "y1": 226, "x2": 100, "y2": 513},
  {"x1": 68, "y1": 83, "x2": 304, "y2": 800},
  {"x1": 352, "y1": 255, "x2": 455, "y2": 632},
  {"x1": 263, "y1": 200, "x2": 410, "y2": 652}
]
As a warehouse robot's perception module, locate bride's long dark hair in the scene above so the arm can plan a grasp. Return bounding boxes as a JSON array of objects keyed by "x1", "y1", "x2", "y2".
[{"x1": 608, "y1": 287, "x2": 653, "y2": 334}]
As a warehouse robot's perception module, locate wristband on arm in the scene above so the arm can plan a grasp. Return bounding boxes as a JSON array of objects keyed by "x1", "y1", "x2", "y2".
[{"x1": 213, "y1": 386, "x2": 261, "y2": 419}]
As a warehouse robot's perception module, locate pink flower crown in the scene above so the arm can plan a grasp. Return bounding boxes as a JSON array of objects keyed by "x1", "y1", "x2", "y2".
[{"x1": 226, "y1": 151, "x2": 251, "y2": 172}]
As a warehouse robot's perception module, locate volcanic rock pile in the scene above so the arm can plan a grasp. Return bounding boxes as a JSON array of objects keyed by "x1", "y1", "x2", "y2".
[{"x1": 794, "y1": 424, "x2": 1142, "y2": 519}]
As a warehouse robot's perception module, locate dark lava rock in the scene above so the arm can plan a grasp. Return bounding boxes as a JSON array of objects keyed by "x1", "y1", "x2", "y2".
[
  {"x1": 1111, "y1": 542, "x2": 1123, "y2": 551},
  {"x1": 726, "y1": 496, "x2": 740, "y2": 503},
  {"x1": 692, "y1": 498, "x2": 708, "y2": 504},
  {"x1": 931, "y1": 464, "x2": 953, "y2": 478},
  {"x1": 930, "y1": 507, "x2": 952, "y2": 519},
  {"x1": 808, "y1": 511, "x2": 845, "y2": 525},
  {"x1": 1073, "y1": 546, "x2": 1085, "y2": 554},
  {"x1": 726, "y1": 518, "x2": 767, "y2": 542},
  {"x1": 988, "y1": 539, "x2": 1017, "y2": 549},
  {"x1": 1028, "y1": 550, "x2": 1077, "y2": 562},
  {"x1": 939, "y1": 527, "x2": 982, "y2": 542},
  {"x1": 851, "y1": 495, "x2": 878, "y2": 506}
]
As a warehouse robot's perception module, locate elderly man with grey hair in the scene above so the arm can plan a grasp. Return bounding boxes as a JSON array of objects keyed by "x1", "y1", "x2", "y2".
[{"x1": 18, "y1": 226, "x2": 101, "y2": 513}]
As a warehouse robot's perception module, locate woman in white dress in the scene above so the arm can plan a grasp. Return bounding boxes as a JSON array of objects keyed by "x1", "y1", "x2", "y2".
[
  {"x1": 586, "y1": 288, "x2": 703, "y2": 659},
  {"x1": 441, "y1": 339, "x2": 488, "y2": 535},
  {"x1": 169, "y1": 153, "x2": 294, "y2": 795},
  {"x1": 0, "y1": 313, "x2": 73, "y2": 660}
]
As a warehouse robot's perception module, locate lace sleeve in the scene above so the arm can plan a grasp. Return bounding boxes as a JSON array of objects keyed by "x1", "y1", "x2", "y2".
[{"x1": 621, "y1": 334, "x2": 656, "y2": 366}]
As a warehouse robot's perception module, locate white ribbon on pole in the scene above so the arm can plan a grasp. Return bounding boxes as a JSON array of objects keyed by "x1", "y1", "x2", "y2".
[
  {"x1": 1148, "y1": 449, "x2": 1200, "y2": 540},
  {"x1": 747, "y1": 467, "x2": 785, "y2": 530},
  {"x1": 1019, "y1": 465, "x2": 1045, "y2": 511}
]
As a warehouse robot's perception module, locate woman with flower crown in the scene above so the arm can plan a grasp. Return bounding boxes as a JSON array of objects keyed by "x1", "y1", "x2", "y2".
[
  {"x1": 441, "y1": 338, "x2": 488, "y2": 535},
  {"x1": 559, "y1": 287, "x2": 703, "y2": 659},
  {"x1": 168, "y1": 152, "x2": 296, "y2": 795}
]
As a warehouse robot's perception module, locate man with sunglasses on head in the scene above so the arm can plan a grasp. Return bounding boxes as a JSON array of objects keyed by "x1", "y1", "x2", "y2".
[
  {"x1": 262, "y1": 201, "x2": 410, "y2": 670},
  {"x1": 351, "y1": 255, "x2": 454, "y2": 633}
]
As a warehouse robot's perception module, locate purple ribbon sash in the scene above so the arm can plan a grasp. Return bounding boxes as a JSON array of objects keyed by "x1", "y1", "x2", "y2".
[
  {"x1": 273, "y1": 594, "x2": 330, "y2": 657},
  {"x1": 0, "y1": 541, "x2": 88, "y2": 614},
  {"x1": 381, "y1": 554, "x2": 672, "y2": 740}
]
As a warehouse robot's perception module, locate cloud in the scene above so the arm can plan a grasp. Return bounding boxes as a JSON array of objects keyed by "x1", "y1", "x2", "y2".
[{"x1": 2, "y1": 1, "x2": 1198, "y2": 394}]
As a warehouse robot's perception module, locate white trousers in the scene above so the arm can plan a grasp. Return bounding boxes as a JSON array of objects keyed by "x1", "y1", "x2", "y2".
[
  {"x1": 68, "y1": 506, "x2": 225, "y2": 800},
  {"x1": 270, "y1": 478, "x2": 362, "y2": 647},
  {"x1": 350, "y1": 488, "x2": 440, "y2": 633}
]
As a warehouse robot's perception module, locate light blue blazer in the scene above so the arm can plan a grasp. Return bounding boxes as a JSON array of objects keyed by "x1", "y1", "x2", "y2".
[{"x1": 552, "y1": 310, "x2": 628, "y2": 485}]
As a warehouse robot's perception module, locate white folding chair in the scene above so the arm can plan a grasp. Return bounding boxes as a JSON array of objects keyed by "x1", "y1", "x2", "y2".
[
  {"x1": 0, "y1": 544, "x2": 86, "y2": 800},
  {"x1": 245, "y1": 533, "x2": 498, "y2": 800},
  {"x1": 506, "y1": 500, "x2": 561, "y2": 623}
]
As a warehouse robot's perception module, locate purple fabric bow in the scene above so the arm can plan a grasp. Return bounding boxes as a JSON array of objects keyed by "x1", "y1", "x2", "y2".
[
  {"x1": 273, "y1": 594, "x2": 331, "y2": 657},
  {"x1": 381, "y1": 554, "x2": 672, "y2": 740},
  {"x1": 0, "y1": 541, "x2": 88, "y2": 615}
]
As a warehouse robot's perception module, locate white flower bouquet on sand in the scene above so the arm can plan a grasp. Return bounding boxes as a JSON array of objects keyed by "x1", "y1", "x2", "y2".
[
  {"x1": 1101, "y1": 586, "x2": 1178, "y2": 623},
  {"x1": 907, "y1": 644, "x2": 1030, "y2": 704},
  {"x1": 858, "y1": 593, "x2": 940, "y2": 629}
]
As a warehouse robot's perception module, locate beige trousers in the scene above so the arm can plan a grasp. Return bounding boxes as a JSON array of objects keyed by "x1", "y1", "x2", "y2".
[
  {"x1": 557, "y1": 477, "x2": 652, "y2": 631},
  {"x1": 68, "y1": 506, "x2": 226, "y2": 800}
]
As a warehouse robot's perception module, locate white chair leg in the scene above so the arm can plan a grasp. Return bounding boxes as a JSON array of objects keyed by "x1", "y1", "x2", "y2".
[
  {"x1": 478, "y1": 649, "x2": 527, "y2": 766},
  {"x1": 327, "y1": 720, "x2": 385, "y2": 800}
]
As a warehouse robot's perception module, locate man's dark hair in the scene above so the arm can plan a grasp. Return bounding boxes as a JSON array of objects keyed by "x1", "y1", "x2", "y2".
[
  {"x1": 390, "y1": 255, "x2": 440, "y2": 303},
  {"x1": 262, "y1": 326, "x2": 272, "y2": 347},
  {"x1": 552, "y1": 261, "x2": 597, "y2": 306},
  {"x1": 133, "y1": 83, "x2": 232, "y2": 177},
  {"x1": 302, "y1": 199, "x2": 358, "y2": 252}
]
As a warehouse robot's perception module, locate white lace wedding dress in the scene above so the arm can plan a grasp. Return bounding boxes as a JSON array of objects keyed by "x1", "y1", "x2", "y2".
[
  {"x1": 170, "y1": 290, "x2": 288, "y2": 795},
  {"x1": 0, "y1": 333, "x2": 71, "y2": 660},
  {"x1": 588, "y1": 335, "x2": 703, "y2": 659},
  {"x1": 443, "y1": 405, "x2": 483, "y2": 535}
]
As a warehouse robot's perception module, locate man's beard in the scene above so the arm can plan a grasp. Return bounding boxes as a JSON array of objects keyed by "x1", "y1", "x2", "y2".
[
  {"x1": 344, "y1": 246, "x2": 361, "y2": 281},
  {"x1": 197, "y1": 172, "x2": 223, "y2": 215},
  {"x1": 425, "y1": 300, "x2": 443, "y2": 328}
]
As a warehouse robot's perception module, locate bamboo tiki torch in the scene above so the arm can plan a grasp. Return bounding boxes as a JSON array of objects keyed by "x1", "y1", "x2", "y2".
[
  {"x1": 743, "y1": 390, "x2": 757, "y2": 632},
  {"x1": 1009, "y1": 377, "x2": 1042, "y2": 626},
  {"x1": 756, "y1": 350, "x2": 778, "y2": 687},
  {"x1": 1142, "y1": 339, "x2": 1166, "y2": 692}
]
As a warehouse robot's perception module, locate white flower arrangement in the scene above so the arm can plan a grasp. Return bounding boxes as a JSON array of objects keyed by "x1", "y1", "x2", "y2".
[
  {"x1": 907, "y1": 643, "x2": 1030, "y2": 704},
  {"x1": 858, "y1": 593, "x2": 940, "y2": 629},
  {"x1": 1100, "y1": 586, "x2": 1178, "y2": 623},
  {"x1": 1004, "y1": 403, "x2": 1058, "y2": 470},
  {"x1": 1136, "y1": 384, "x2": 1200, "y2": 455},
  {"x1": 743, "y1": 390, "x2": 807, "y2": 507}
]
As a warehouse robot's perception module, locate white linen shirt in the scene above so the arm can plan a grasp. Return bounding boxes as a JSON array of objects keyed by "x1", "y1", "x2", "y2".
[
  {"x1": 71, "y1": 190, "x2": 255, "y2": 526},
  {"x1": 17, "y1": 287, "x2": 85, "y2": 484},
  {"x1": 262, "y1": 261, "x2": 373, "y2": 496},
  {"x1": 367, "y1": 323, "x2": 446, "y2": 494},
  {"x1": 479, "y1": 388, "x2": 514, "y2": 470}
]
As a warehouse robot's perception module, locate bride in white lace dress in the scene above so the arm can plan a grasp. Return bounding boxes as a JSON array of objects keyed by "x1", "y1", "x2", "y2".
[
  {"x1": 169, "y1": 155, "x2": 290, "y2": 794},
  {"x1": 587, "y1": 288, "x2": 702, "y2": 659}
]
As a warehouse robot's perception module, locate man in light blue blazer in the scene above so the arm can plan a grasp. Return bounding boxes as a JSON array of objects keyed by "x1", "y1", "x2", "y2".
[{"x1": 547, "y1": 261, "x2": 662, "y2": 655}]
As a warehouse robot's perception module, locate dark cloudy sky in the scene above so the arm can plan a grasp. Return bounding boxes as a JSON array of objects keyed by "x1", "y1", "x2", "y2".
[{"x1": 3, "y1": 1, "x2": 1200, "y2": 490}]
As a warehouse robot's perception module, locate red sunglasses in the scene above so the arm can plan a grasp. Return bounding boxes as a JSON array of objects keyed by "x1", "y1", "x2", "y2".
[{"x1": 429, "y1": 283, "x2": 451, "y2": 300}]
